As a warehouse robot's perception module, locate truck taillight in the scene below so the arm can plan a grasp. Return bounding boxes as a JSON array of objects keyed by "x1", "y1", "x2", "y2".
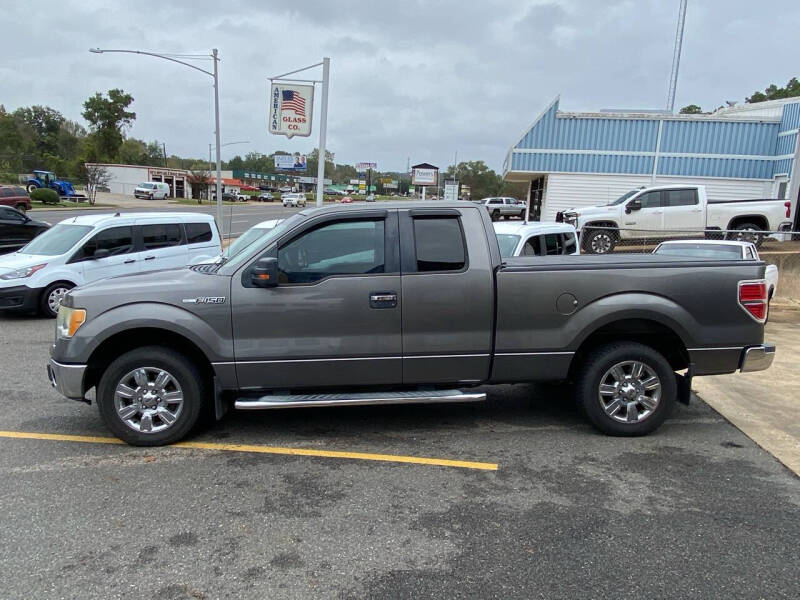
[
  {"x1": 785, "y1": 201, "x2": 791, "y2": 219},
  {"x1": 738, "y1": 280, "x2": 768, "y2": 322}
]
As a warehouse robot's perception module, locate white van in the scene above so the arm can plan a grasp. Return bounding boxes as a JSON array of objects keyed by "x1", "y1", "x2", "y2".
[
  {"x1": 494, "y1": 221, "x2": 580, "y2": 258},
  {"x1": 0, "y1": 212, "x2": 221, "y2": 317},
  {"x1": 134, "y1": 182, "x2": 170, "y2": 199}
]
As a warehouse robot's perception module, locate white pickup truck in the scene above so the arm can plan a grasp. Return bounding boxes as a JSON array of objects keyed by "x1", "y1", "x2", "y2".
[{"x1": 558, "y1": 184, "x2": 792, "y2": 254}]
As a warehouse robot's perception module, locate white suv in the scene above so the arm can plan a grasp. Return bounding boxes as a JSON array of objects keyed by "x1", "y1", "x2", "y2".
[
  {"x1": 0, "y1": 212, "x2": 221, "y2": 317},
  {"x1": 282, "y1": 193, "x2": 307, "y2": 207}
]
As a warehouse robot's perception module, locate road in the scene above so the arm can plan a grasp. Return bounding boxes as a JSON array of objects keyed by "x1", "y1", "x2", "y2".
[
  {"x1": 0, "y1": 313, "x2": 798, "y2": 599},
  {"x1": 32, "y1": 202, "x2": 303, "y2": 236}
]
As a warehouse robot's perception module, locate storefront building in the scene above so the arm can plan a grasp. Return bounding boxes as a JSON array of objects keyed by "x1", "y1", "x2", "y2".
[{"x1": 503, "y1": 97, "x2": 800, "y2": 228}]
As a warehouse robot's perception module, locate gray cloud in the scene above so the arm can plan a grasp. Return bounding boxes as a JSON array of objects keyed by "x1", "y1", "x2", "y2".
[{"x1": 1, "y1": 0, "x2": 798, "y2": 172}]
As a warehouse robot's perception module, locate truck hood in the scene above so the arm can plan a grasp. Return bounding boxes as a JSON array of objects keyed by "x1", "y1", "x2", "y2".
[
  {"x1": 64, "y1": 266, "x2": 231, "y2": 317},
  {"x1": 564, "y1": 205, "x2": 614, "y2": 217}
]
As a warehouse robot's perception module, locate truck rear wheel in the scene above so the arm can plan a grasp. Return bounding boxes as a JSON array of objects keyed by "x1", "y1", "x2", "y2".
[
  {"x1": 96, "y1": 346, "x2": 207, "y2": 446},
  {"x1": 575, "y1": 342, "x2": 675, "y2": 436},
  {"x1": 491, "y1": 210, "x2": 500, "y2": 221},
  {"x1": 583, "y1": 229, "x2": 616, "y2": 254},
  {"x1": 727, "y1": 223, "x2": 765, "y2": 247}
]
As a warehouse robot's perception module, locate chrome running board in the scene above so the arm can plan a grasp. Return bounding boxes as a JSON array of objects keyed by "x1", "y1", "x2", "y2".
[{"x1": 234, "y1": 389, "x2": 486, "y2": 410}]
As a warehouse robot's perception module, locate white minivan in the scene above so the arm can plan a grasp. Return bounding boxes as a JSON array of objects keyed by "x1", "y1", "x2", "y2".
[
  {"x1": 134, "y1": 182, "x2": 170, "y2": 199},
  {"x1": 0, "y1": 212, "x2": 220, "y2": 317}
]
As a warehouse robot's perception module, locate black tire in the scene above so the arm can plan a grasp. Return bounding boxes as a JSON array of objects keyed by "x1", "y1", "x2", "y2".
[
  {"x1": 727, "y1": 222, "x2": 765, "y2": 247},
  {"x1": 96, "y1": 346, "x2": 207, "y2": 446},
  {"x1": 39, "y1": 281, "x2": 74, "y2": 318},
  {"x1": 519, "y1": 210, "x2": 526, "y2": 220},
  {"x1": 575, "y1": 342, "x2": 676, "y2": 436},
  {"x1": 27, "y1": 183, "x2": 38, "y2": 194},
  {"x1": 491, "y1": 210, "x2": 500, "y2": 221},
  {"x1": 583, "y1": 228, "x2": 616, "y2": 254},
  {"x1": 15, "y1": 203, "x2": 27, "y2": 213}
]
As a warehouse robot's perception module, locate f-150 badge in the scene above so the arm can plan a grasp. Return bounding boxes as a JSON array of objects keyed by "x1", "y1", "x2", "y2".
[{"x1": 182, "y1": 296, "x2": 227, "y2": 304}]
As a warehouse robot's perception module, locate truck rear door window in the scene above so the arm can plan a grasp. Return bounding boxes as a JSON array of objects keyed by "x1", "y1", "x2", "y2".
[
  {"x1": 278, "y1": 219, "x2": 385, "y2": 284},
  {"x1": 412, "y1": 217, "x2": 466, "y2": 271},
  {"x1": 664, "y1": 189, "x2": 698, "y2": 206}
]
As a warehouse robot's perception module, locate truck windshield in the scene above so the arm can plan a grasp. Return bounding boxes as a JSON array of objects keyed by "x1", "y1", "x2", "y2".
[
  {"x1": 607, "y1": 190, "x2": 638, "y2": 205},
  {"x1": 654, "y1": 244, "x2": 742, "y2": 259},
  {"x1": 19, "y1": 224, "x2": 92, "y2": 256},
  {"x1": 496, "y1": 234, "x2": 520, "y2": 258}
]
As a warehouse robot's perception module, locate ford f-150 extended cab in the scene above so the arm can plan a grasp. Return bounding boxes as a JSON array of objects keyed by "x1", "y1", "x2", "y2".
[
  {"x1": 558, "y1": 184, "x2": 792, "y2": 254},
  {"x1": 47, "y1": 201, "x2": 775, "y2": 446}
]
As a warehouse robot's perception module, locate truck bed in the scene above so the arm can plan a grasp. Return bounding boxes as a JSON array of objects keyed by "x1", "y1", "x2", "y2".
[{"x1": 493, "y1": 254, "x2": 766, "y2": 381}]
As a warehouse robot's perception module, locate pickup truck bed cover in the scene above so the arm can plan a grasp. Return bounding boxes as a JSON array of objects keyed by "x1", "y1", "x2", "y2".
[{"x1": 502, "y1": 254, "x2": 766, "y2": 270}]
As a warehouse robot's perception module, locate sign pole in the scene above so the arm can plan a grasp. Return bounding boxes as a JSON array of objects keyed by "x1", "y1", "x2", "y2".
[{"x1": 316, "y1": 57, "x2": 330, "y2": 208}]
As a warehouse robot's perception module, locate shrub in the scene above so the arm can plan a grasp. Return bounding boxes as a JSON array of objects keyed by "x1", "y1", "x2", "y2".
[
  {"x1": 0, "y1": 172, "x2": 19, "y2": 184},
  {"x1": 30, "y1": 188, "x2": 60, "y2": 204}
]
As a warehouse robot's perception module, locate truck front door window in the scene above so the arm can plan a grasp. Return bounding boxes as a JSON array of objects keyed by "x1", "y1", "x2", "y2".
[
  {"x1": 412, "y1": 217, "x2": 466, "y2": 271},
  {"x1": 278, "y1": 219, "x2": 385, "y2": 284}
]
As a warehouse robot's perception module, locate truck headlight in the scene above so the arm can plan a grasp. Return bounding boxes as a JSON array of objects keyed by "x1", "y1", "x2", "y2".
[
  {"x1": 0, "y1": 263, "x2": 47, "y2": 280},
  {"x1": 56, "y1": 305, "x2": 86, "y2": 339}
]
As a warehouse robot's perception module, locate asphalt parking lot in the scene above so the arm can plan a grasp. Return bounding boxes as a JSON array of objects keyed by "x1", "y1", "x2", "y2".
[{"x1": 1, "y1": 314, "x2": 799, "y2": 599}]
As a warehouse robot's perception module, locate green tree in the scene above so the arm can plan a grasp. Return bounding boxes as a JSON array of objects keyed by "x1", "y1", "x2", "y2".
[
  {"x1": 442, "y1": 160, "x2": 503, "y2": 200},
  {"x1": 746, "y1": 77, "x2": 800, "y2": 103},
  {"x1": 118, "y1": 138, "x2": 148, "y2": 165},
  {"x1": 679, "y1": 104, "x2": 703, "y2": 114},
  {"x1": 81, "y1": 89, "x2": 136, "y2": 160}
]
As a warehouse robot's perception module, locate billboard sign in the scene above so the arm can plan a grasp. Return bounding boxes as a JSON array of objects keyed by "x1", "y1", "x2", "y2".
[
  {"x1": 268, "y1": 83, "x2": 314, "y2": 138},
  {"x1": 274, "y1": 153, "x2": 307, "y2": 172},
  {"x1": 412, "y1": 167, "x2": 437, "y2": 186},
  {"x1": 355, "y1": 162, "x2": 377, "y2": 172}
]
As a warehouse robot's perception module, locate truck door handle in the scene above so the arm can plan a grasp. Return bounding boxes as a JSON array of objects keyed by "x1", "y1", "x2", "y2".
[
  {"x1": 369, "y1": 292, "x2": 397, "y2": 309},
  {"x1": 144, "y1": 255, "x2": 156, "y2": 261},
  {"x1": 124, "y1": 259, "x2": 136, "y2": 264}
]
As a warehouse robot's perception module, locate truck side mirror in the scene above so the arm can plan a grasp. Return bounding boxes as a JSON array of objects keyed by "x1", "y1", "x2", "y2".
[
  {"x1": 626, "y1": 199, "x2": 642, "y2": 213},
  {"x1": 251, "y1": 257, "x2": 279, "y2": 288}
]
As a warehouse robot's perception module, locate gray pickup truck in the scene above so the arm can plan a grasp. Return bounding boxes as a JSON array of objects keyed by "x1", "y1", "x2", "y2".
[{"x1": 48, "y1": 201, "x2": 775, "y2": 446}]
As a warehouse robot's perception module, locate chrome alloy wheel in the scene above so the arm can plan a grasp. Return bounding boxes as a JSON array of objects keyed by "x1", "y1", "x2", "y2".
[
  {"x1": 590, "y1": 232, "x2": 613, "y2": 253},
  {"x1": 114, "y1": 367, "x2": 184, "y2": 434},
  {"x1": 47, "y1": 286, "x2": 70, "y2": 314},
  {"x1": 598, "y1": 360, "x2": 661, "y2": 423}
]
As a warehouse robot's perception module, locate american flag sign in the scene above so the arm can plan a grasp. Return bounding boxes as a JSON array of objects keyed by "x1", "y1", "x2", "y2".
[
  {"x1": 282, "y1": 90, "x2": 306, "y2": 117},
  {"x1": 268, "y1": 83, "x2": 314, "y2": 139}
]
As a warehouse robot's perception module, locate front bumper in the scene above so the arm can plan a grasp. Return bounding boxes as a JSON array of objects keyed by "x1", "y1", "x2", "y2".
[
  {"x1": 0, "y1": 284, "x2": 40, "y2": 312},
  {"x1": 740, "y1": 343, "x2": 776, "y2": 373},
  {"x1": 47, "y1": 358, "x2": 87, "y2": 401}
]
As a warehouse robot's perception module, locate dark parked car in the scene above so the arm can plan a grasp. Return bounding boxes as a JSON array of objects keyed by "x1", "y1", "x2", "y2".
[
  {"x1": 0, "y1": 206, "x2": 50, "y2": 254},
  {"x1": 0, "y1": 186, "x2": 32, "y2": 212}
]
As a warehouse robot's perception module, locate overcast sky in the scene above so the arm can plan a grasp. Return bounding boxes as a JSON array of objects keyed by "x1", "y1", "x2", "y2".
[{"x1": 2, "y1": 0, "x2": 798, "y2": 172}]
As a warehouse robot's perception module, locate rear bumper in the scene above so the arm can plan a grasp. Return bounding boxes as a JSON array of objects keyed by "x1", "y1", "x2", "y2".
[
  {"x1": 740, "y1": 343, "x2": 776, "y2": 373},
  {"x1": 0, "y1": 284, "x2": 40, "y2": 312},
  {"x1": 47, "y1": 358, "x2": 87, "y2": 401}
]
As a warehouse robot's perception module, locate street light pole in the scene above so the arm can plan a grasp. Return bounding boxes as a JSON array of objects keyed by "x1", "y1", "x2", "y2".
[
  {"x1": 89, "y1": 46, "x2": 225, "y2": 233},
  {"x1": 212, "y1": 48, "x2": 223, "y2": 233}
]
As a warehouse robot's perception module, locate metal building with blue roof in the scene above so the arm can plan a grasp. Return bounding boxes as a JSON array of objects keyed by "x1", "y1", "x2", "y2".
[{"x1": 503, "y1": 97, "x2": 800, "y2": 227}]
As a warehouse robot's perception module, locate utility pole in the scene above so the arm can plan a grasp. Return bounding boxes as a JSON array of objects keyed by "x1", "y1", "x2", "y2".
[
  {"x1": 315, "y1": 57, "x2": 330, "y2": 207},
  {"x1": 667, "y1": 0, "x2": 688, "y2": 112}
]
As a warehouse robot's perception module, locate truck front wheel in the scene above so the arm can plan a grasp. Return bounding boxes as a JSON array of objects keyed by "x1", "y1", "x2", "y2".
[
  {"x1": 583, "y1": 229, "x2": 616, "y2": 254},
  {"x1": 575, "y1": 342, "x2": 675, "y2": 436},
  {"x1": 96, "y1": 346, "x2": 207, "y2": 446}
]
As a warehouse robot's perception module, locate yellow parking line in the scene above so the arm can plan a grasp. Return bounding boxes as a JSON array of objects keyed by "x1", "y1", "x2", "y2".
[{"x1": 0, "y1": 430, "x2": 498, "y2": 471}]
